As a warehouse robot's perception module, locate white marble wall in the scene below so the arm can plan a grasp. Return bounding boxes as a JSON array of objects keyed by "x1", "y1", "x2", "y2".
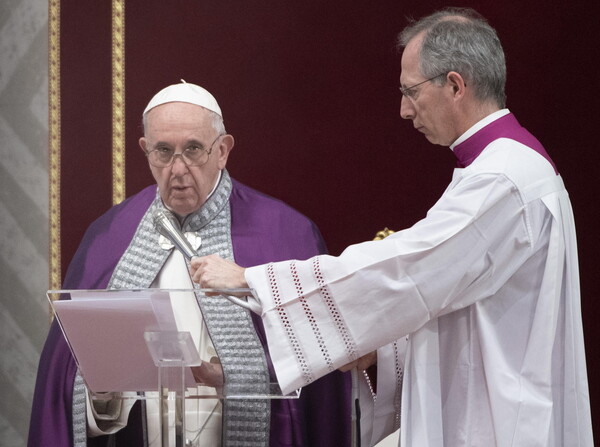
[{"x1": 0, "y1": 0, "x2": 49, "y2": 445}]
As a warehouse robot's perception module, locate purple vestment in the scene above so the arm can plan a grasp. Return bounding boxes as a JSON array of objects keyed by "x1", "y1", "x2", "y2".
[{"x1": 28, "y1": 179, "x2": 351, "y2": 447}]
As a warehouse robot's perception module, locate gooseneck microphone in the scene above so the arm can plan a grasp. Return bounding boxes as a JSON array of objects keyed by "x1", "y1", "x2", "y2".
[
  {"x1": 153, "y1": 209, "x2": 198, "y2": 259},
  {"x1": 153, "y1": 208, "x2": 255, "y2": 310}
]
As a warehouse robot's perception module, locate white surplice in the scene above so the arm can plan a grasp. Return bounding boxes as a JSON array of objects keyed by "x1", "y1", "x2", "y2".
[{"x1": 245, "y1": 127, "x2": 593, "y2": 446}]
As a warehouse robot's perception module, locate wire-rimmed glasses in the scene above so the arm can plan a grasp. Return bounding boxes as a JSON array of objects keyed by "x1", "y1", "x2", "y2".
[
  {"x1": 399, "y1": 73, "x2": 447, "y2": 100},
  {"x1": 145, "y1": 134, "x2": 223, "y2": 168}
]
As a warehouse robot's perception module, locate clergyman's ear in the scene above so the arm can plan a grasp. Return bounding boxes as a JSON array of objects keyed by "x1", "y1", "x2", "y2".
[{"x1": 447, "y1": 71, "x2": 466, "y2": 97}]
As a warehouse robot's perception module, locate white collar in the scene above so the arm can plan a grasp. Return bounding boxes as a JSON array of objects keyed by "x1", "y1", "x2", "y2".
[{"x1": 450, "y1": 109, "x2": 510, "y2": 151}]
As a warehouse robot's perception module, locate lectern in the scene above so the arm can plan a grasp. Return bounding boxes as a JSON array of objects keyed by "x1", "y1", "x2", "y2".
[{"x1": 49, "y1": 288, "x2": 298, "y2": 447}]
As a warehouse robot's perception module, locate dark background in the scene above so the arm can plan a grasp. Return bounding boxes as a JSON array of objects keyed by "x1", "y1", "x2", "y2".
[{"x1": 59, "y1": 0, "x2": 600, "y2": 437}]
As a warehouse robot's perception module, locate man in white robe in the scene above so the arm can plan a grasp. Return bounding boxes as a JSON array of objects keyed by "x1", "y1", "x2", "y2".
[{"x1": 190, "y1": 7, "x2": 594, "y2": 447}]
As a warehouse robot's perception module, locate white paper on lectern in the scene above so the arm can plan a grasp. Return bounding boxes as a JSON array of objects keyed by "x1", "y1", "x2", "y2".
[{"x1": 52, "y1": 290, "x2": 199, "y2": 393}]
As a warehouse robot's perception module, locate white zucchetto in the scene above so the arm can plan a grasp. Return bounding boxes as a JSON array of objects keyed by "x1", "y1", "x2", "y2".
[{"x1": 143, "y1": 80, "x2": 222, "y2": 118}]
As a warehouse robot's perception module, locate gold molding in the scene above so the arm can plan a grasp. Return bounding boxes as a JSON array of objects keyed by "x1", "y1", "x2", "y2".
[
  {"x1": 373, "y1": 228, "x2": 396, "y2": 241},
  {"x1": 112, "y1": 0, "x2": 126, "y2": 204},
  {"x1": 49, "y1": 0, "x2": 61, "y2": 291},
  {"x1": 48, "y1": 0, "x2": 126, "y2": 298}
]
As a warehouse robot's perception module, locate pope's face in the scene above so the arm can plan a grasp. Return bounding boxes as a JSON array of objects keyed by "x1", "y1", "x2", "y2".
[
  {"x1": 399, "y1": 35, "x2": 458, "y2": 146},
  {"x1": 139, "y1": 102, "x2": 233, "y2": 217}
]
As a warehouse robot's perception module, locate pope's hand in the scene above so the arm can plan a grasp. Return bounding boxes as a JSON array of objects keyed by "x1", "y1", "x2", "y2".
[
  {"x1": 190, "y1": 254, "x2": 248, "y2": 290},
  {"x1": 191, "y1": 357, "x2": 224, "y2": 391}
]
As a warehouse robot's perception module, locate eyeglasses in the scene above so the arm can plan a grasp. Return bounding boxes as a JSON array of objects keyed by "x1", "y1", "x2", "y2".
[
  {"x1": 399, "y1": 73, "x2": 447, "y2": 100},
  {"x1": 145, "y1": 134, "x2": 223, "y2": 168}
]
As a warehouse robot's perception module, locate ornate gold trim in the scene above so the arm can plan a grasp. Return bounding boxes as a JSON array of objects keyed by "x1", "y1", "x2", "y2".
[
  {"x1": 112, "y1": 0, "x2": 126, "y2": 204},
  {"x1": 373, "y1": 227, "x2": 396, "y2": 241},
  {"x1": 49, "y1": 0, "x2": 61, "y2": 291}
]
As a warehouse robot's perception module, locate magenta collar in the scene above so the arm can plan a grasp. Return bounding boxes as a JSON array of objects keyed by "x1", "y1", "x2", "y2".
[{"x1": 453, "y1": 113, "x2": 557, "y2": 173}]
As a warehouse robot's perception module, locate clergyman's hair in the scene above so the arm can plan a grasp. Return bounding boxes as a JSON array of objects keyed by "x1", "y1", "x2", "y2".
[
  {"x1": 142, "y1": 106, "x2": 226, "y2": 136},
  {"x1": 397, "y1": 7, "x2": 506, "y2": 108}
]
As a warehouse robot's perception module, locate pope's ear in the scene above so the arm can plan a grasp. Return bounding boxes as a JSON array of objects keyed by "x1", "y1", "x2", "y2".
[
  {"x1": 217, "y1": 134, "x2": 235, "y2": 169},
  {"x1": 139, "y1": 137, "x2": 147, "y2": 152}
]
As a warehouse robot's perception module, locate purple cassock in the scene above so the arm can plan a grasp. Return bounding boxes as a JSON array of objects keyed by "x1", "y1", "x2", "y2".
[{"x1": 28, "y1": 178, "x2": 351, "y2": 447}]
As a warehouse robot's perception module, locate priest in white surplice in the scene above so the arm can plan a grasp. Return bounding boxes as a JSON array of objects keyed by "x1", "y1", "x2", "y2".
[{"x1": 190, "y1": 7, "x2": 593, "y2": 447}]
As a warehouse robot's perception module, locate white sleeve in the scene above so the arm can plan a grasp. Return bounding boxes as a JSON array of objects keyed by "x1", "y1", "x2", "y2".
[
  {"x1": 246, "y1": 173, "x2": 530, "y2": 394},
  {"x1": 360, "y1": 339, "x2": 407, "y2": 446},
  {"x1": 86, "y1": 391, "x2": 136, "y2": 436}
]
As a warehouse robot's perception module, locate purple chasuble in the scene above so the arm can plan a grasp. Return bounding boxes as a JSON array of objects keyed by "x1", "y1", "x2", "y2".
[
  {"x1": 453, "y1": 112, "x2": 558, "y2": 173},
  {"x1": 28, "y1": 179, "x2": 350, "y2": 447}
]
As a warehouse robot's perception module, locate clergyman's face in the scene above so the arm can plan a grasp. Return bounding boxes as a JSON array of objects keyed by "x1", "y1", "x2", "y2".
[
  {"x1": 399, "y1": 35, "x2": 457, "y2": 146},
  {"x1": 139, "y1": 102, "x2": 233, "y2": 217}
]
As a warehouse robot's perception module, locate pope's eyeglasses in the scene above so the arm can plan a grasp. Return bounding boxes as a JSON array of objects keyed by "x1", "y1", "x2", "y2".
[
  {"x1": 399, "y1": 73, "x2": 447, "y2": 100},
  {"x1": 145, "y1": 134, "x2": 223, "y2": 168}
]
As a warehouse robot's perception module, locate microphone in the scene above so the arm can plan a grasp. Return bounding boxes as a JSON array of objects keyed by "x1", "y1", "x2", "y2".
[
  {"x1": 153, "y1": 209, "x2": 198, "y2": 260},
  {"x1": 153, "y1": 209, "x2": 255, "y2": 310}
]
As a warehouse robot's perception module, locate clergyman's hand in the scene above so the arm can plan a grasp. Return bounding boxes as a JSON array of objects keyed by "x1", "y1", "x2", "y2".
[
  {"x1": 338, "y1": 351, "x2": 377, "y2": 372},
  {"x1": 190, "y1": 254, "x2": 248, "y2": 291}
]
